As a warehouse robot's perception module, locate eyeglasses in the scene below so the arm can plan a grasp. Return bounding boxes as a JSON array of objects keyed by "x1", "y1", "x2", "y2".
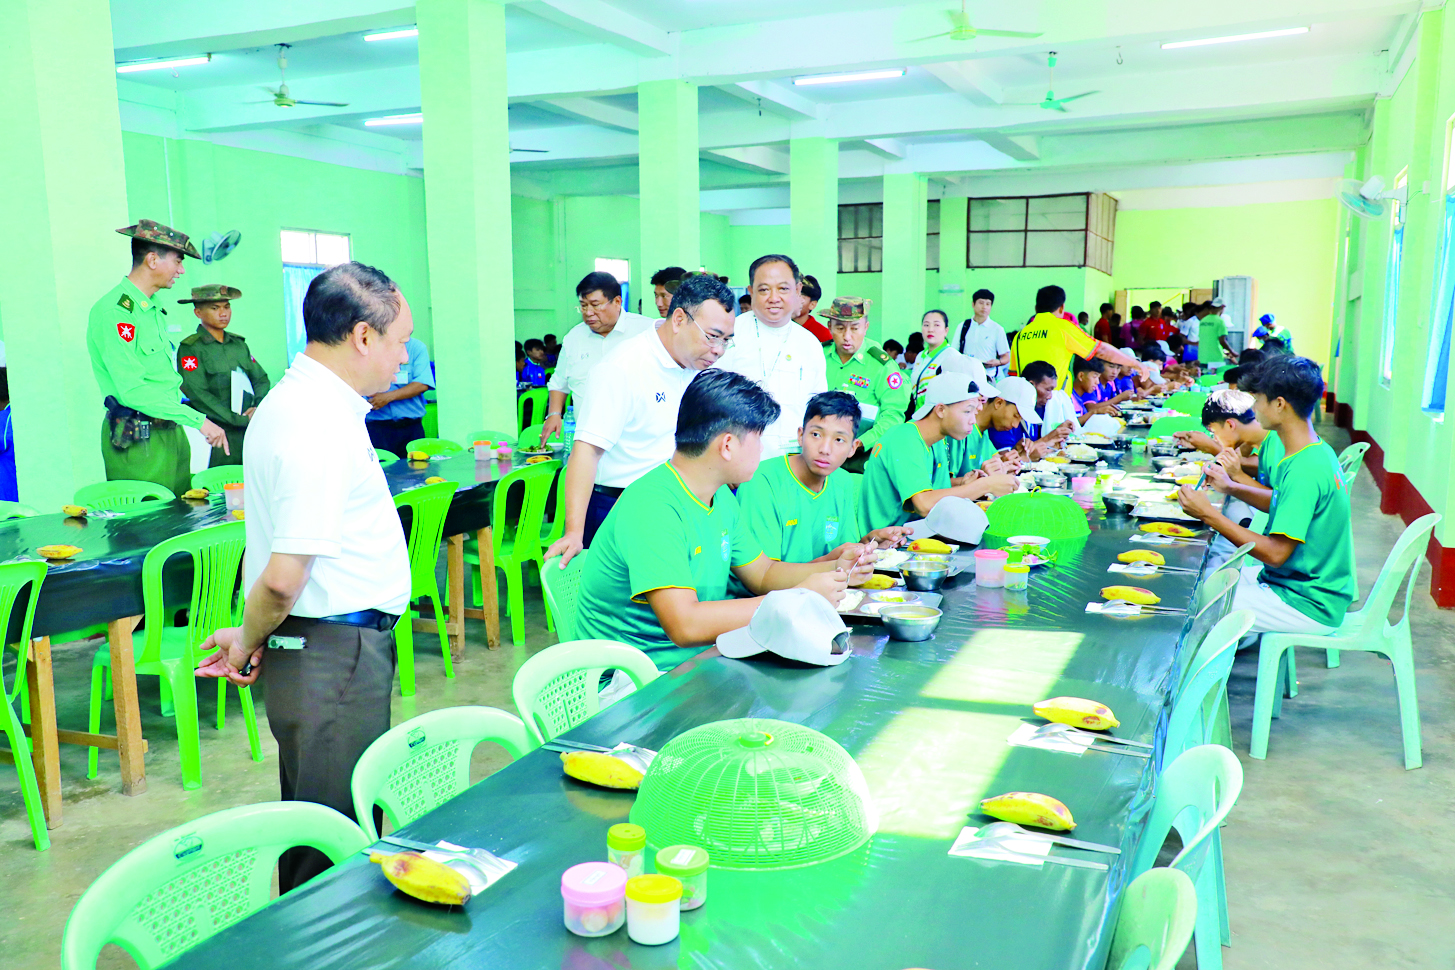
[{"x1": 683, "y1": 307, "x2": 734, "y2": 350}]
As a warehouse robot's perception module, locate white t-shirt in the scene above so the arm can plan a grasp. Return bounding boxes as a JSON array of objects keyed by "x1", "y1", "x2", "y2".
[
  {"x1": 717, "y1": 312, "x2": 827, "y2": 459},
  {"x1": 574, "y1": 327, "x2": 700, "y2": 488},
  {"x1": 909, "y1": 344, "x2": 986, "y2": 401},
  {"x1": 547, "y1": 312, "x2": 654, "y2": 400},
  {"x1": 1030, "y1": 389, "x2": 1081, "y2": 433},
  {"x1": 243, "y1": 353, "x2": 411, "y2": 617},
  {"x1": 957, "y1": 318, "x2": 1010, "y2": 381}
]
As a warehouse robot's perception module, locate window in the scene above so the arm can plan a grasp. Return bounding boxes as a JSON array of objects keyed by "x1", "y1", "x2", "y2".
[
  {"x1": 282, "y1": 230, "x2": 352, "y2": 363},
  {"x1": 926, "y1": 199, "x2": 940, "y2": 271},
  {"x1": 1422, "y1": 123, "x2": 1455, "y2": 413},
  {"x1": 838, "y1": 203, "x2": 883, "y2": 273},
  {"x1": 593, "y1": 257, "x2": 630, "y2": 310},
  {"x1": 966, "y1": 193, "x2": 1116, "y2": 273},
  {"x1": 1379, "y1": 171, "x2": 1407, "y2": 387}
]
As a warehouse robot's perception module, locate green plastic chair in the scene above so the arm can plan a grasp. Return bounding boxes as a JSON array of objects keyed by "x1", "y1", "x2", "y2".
[
  {"x1": 1217, "y1": 540, "x2": 1256, "y2": 576},
  {"x1": 74, "y1": 479, "x2": 175, "y2": 509},
  {"x1": 539, "y1": 464, "x2": 569, "y2": 551},
  {"x1": 1168, "y1": 610, "x2": 1254, "y2": 761},
  {"x1": 86, "y1": 521, "x2": 261, "y2": 788},
  {"x1": 464, "y1": 460, "x2": 560, "y2": 644},
  {"x1": 1146, "y1": 414, "x2": 1204, "y2": 439},
  {"x1": 517, "y1": 386, "x2": 549, "y2": 431},
  {"x1": 350, "y1": 706, "x2": 531, "y2": 841},
  {"x1": 1337, "y1": 441, "x2": 1371, "y2": 486},
  {"x1": 521, "y1": 422, "x2": 564, "y2": 448},
  {"x1": 191, "y1": 466, "x2": 244, "y2": 492},
  {"x1": 60, "y1": 801, "x2": 369, "y2": 970},
  {"x1": 1107, "y1": 867, "x2": 1198, "y2": 970},
  {"x1": 375, "y1": 448, "x2": 401, "y2": 463},
  {"x1": 511, "y1": 639, "x2": 661, "y2": 745},
  {"x1": 1252, "y1": 512, "x2": 1439, "y2": 769},
  {"x1": 403, "y1": 437, "x2": 465, "y2": 458},
  {"x1": 470, "y1": 429, "x2": 518, "y2": 447},
  {"x1": 0, "y1": 501, "x2": 39, "y2": 519},
  {"x1": 1130, "y1": 744, "x2": 1244, "y2": 970},
  {"x1": 1192, "y1": 567, "x2": 1239, "y2": 620},
  {"x1": 392, "y1": 480, "x2": 458, "y2": 696},
  {"x1": 539, "y1": 552, "x2": 587, "y2": 641},
  {"x1": 422, "y1": 400, "x2": 439, "y2": 438},
  {"x1": 0, "y1": 561, "x2": 50, "y2": 850}
]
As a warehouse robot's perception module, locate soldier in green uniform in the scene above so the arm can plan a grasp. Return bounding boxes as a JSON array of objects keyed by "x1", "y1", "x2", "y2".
[
  {"x1": 821, "y1": 296, "x2": 908, "y2": 472},
  {"x1": 87, "y1": 220, "x2": 230, "y2": 495},
  {"x1": 176, "y1": 284, "x2": 272, "y2": 466}
]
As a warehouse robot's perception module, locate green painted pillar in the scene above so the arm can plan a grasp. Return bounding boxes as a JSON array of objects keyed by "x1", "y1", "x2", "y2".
[
  {"x1": 790, "y1": 137, "x2": 838, "y2": 306},
  {"x1": 639, "y1": 81, "x2": 700, "y2": 285},
  {"x1": 0, "y1": 0, "x2": 125, "y2": 506},
  {"x1": 936, "y1": 195, "x2": 967, "y2": 327},
  {"x1": 418, "y1": 0, "x2": 516, "y2": 440},
  {"x1": 881, "y1": 173, "x2": 929, "y2": 342}
]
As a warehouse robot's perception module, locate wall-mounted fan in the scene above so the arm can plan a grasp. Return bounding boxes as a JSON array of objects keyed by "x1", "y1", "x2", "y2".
[
  {"x1": 910, "y1": 1, "x2": 1041, "y2": 42},
  {"x1": 245, "y1": 44, "x2": 349, "y2": 108},
  {"x1": 1004, "y1": 53, "x2": 1097, "y2": 111},
  {"x1": 1336, "y1": 176, "x2": 1407, "y2": 219},
  {"x1": 201, "y1": 230, "x2": 241, "y2": 264}
]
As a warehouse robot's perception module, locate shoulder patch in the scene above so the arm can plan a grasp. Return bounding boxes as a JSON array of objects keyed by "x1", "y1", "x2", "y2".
[
  {"x1": 886, "y1": 371, "x2": 903, "y2": 390},
  {"x1": 178, "y1": 333, "x2": 199, "y2": 347},
  {"x1": 116, "y1": 322, "x2": 135, "y2": 343},
  {"x1": 117, "y1": 294, "x2": 133, "y2": 312},
  {"x1": 870, "y1": 346, "x2": 892, "y2": 364},
  {"x1": 180, "y1": 355, "x2": 199, "y2": 371}
]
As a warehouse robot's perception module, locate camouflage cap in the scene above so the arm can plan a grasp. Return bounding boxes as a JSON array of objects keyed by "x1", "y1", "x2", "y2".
[
  {"x1": 177, "y1": 284, "x2": 242, "y2": 304},
  {"x1": 115, "y1": 218, "x2": 201, "y2": 259},
  {"x1": 821, "y1": 296, "x2": 870, "y2": 323}
]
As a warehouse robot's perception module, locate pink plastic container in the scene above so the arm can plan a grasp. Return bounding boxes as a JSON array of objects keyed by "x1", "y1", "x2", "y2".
[
  {"x1": 973, "y1": 548, "x2": 1009, "y2": 588},
  {"x1": 562, "y1": 862, "x2": 627, "y2": 938},
  {"x1": 1071, "y1": 475, "x2": 1094, "y2": 495}
]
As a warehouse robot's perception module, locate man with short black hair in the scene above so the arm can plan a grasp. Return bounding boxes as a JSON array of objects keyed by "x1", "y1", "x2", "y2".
[
  {"x1": 575, "y1": 369, "x2": 858, "y2": 669},
  {"x1": 956, "y1": 289, "x2": 1011, "y2": 381},
  {"x1": 794, "y1": 274, "x2": 831, "y2": 343},
  {"x1": 651, "y1": 266, "x2": 688, "y2": 319},
  {"x1": 1198, "y1": 298, "x2": 1236, "y2": 365},
  {"x1": 196, "y1": 260, "x2": 414, "y2": 891},
  {"x1": 364, "y1": 334, "x2": 434, "y2": 458},
  {"x1": 1094, "y1": 302, "x2": 1114, "y2": 342},
  {"x1": 520, "y1": 339, "x2": 549, "y2": 387},
  {"x1": 1010, "y1": 285, "x2": 1147, "y2": 392}
]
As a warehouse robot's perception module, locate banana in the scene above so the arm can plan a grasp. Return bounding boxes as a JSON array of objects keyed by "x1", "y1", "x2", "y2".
[
  {"x1": 908, "y1": 538, "x2": 953, "y2": 554},
  {"x1": 1140, "y1": 522, "x2": 1197, "y2": 537},
  {"x1": 408, "y1": 450, "x2": 430, "y2": 461},
  {"x1": 980, "y1": 792, "x2": 1076, "y2": 831},
  {"x1": 1102, "y1": 585, "x2": 1161, "y2": 605},
  {"x1": 1174, "y1": 476, "x2": 1199, "y2": 486},
  {"x1": 425, "y1": 476, "x2": 446, "y2": 484},
  {"x1": 1034, "y1": 696, "x2": 1120, "y2": 731},
  {"x1": 182, "y1": 488, "x2": 209, "y2": 500},
  {"x1": 561, "y1": 750, "x2": 644, "y2": 790},
  {"x1": 854, "y1": 574, "x2": 897, "y2": 590},
  {"x1": 1118, "y1": 550, "x2": 1165, "y2": 565},
  {"x1": 231, "y1": 510, "x2": 245, "y2": 520},
  {"x1": 370, "y1": 850, "x2": 472, "y2": 905},
  {"x1": 61, "y1": 505, "x2": 87, "y2": 517}
]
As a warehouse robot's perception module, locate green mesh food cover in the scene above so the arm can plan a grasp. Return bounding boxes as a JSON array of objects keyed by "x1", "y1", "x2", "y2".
[
  {"x1": 984, "y1": 492, "x2": 1091, "y2": 540},
  {"x1": 628, "y1": 718, "x2": 877, "y2": 871}
]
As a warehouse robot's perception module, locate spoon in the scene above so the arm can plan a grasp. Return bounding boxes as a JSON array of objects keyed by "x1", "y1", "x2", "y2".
[
  {"x1": 978, "y1": 821, "x2": 1122, "y2": 855},
  {"x1": 1034, "y1": 722, "x2": 1154, "y2": 751},
  {"x1": 1103, "y1": 600, "x2": 1187, "y2": 617},
  {"x1": 966, "y1": 830, "x2": 1109, "y2": 871}
]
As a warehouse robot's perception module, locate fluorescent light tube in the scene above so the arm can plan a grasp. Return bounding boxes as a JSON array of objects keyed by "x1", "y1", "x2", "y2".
[
  {"x1": 365, "y1": 28, "x2": 418, "y2": 41},
  {"x1": 793, "y1": 68, "x2": 906, "y2": 86},
  {"x1": 116, "y1": 54, "x2": 211, "y2": 73},
  {"x1": 365, "y1": 113, "x2": 423, "y2": 126},
  {"x1": 1161, "y1": 27, "x2": 1308, "y2": 50}
]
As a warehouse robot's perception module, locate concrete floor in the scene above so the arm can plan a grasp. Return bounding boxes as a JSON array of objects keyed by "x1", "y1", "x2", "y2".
[{"x1": 1, "y1": 416, "x2": 1452, "y2": 969}]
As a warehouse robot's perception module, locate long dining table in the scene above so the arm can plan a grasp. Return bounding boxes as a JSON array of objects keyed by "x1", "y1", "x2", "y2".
[{"x1": 166, "y1": 438, "x2": 1223, "y2": 970}]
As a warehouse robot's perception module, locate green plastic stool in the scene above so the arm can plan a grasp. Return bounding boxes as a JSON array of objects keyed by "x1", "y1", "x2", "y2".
[
  {"x1": 1107, "y1": 868, "x2": 1198, "y2": 970},
  {"x1": 1337, "y1": 441, "x2": 1370, "y2": 486},
  {"x1": 517, "y1": 387, "x2": 549, "y2": 431},
  {"x1": 350, "y1": 706, "x2": 531, "y2": 841},
  {"x1": 1252, "y1": 513, "x2": 1439, "y2": 769},
  {"x1": 539, "y1": 552, "x2": 587, "y2": 641},
  {"x1": 60, "y1": 801, "x2": 368, "y2": 970},
  {"x1": 74, "y1": 479, "x2": 175, "y2": 509},
  {"x1": 393, "y1": 480, "x2": 458, "y2": 696},
  {"x1": 0, "y1": 501, "x2": 39, "y2": 519},
  {"x1": 403, "y1": 437, "x2": 464, "y2": 458},
  {"x1": 1146, "y1": 414, "x2": 1204, "y2": 439},
  {"x1": 511, "y1": 639, "x2": 660, "y2": 745},
  {"x1": 463, "y1": 460, "x2": 559, "y2": 644},
  {"x1": 0, "y1": 561, "x2": 51, "y2": 849},
  {"x1": 191, "y1": 466, "x2": 245, "y2": 491},
  {"x1": 86, "y1": 521, "x2": 262, "y2": 788},
  {"x1": 1130, "y1": 744, "x2": 1244, "y2": 970}
]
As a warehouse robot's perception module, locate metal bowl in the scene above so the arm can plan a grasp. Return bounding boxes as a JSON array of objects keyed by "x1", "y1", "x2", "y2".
[
  {"x1": 879, "y1": 605, "x2": 943, "y2": 641},
  {"x1": 1148, "y1": 442, "x2": 1181, "y2": 458},
  {"x1": 1102, "y1": 491, "x2": 1140, "y2": 514},
  {"x1": 868, "y1": 590, "x2": 921, "y2": 605},
  {"x1": 900, "y1": 560, "x2": 949, "y2": 591},
  {"x1": 1151, "y1": 455, "x2": 1181, "y2": 470},
  {"x1": 1034, "y1": 471, "x2": 1065, "y2": 488}
]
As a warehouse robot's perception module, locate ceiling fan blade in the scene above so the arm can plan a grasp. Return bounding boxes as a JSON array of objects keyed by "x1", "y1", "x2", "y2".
[
  {"x1": 974, "y1": 29, "x2": 1044, "y2": 38},
  {"x1": 1045, "y1": 101, "x2": 1068, "y2": 112},
  {"x1": 1056, "y1": 91, "x2": 1098, "y2": 104},
  {"x1": 908, "y1": 30, "x2": 957, "y2": 42},
  {"x1": 510, "y1": 148, "x2": 549, "y2": 153},
  {"x1": 294, "y1": 100, "x2": 350, "y2": 107},
  {"x1": 242, "y1": 99, "x2": 278, "y2": 104}
]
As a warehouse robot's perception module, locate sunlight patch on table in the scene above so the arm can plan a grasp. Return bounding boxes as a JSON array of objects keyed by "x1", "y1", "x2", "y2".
[{"x1": 919, "y1": 630, "x2": 1085, "y2": 706}]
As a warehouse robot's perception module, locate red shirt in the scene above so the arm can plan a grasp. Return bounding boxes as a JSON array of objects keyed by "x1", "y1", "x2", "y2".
[
  {"x1": 1144, "y1": 318, "x2": 1176, "y2": 343},
  {"x1": 799, "y1": 315, "x2": 831, "y2": 343},
  {"x1": 1094, "y1": 317, "x2": 1112, "y2": 342}
]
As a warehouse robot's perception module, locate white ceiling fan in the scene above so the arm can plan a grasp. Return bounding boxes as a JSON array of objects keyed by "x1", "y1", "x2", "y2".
[
  {"x1": 909, "y1": 1, "x2": 1042, "y2": 43},
  {"x1": 245, "y1": 44, "x2": 349, "y2": 108},
  {"x1": 1003, "y1": 53, "x2": 1098, "y2": 111}
]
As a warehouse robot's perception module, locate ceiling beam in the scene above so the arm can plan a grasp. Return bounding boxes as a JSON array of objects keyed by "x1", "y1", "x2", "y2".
[
  {"x1": 923, "y1": 62, "x2": 1004, "y2": 107},
  {"x1": 701, "y1": 146, "x2": 791, "y2": 175},
  {"x1": 861, "y1": 138, "x2": 908, "y2": 160},
  {"x1": 537, "y1": 97, "x2": 639, "y2": 132},
  {"x1": 511, "y1": 0, "x2": 675, "y2": 57},
  {"x1": 975, "y1": 133, "x2": 1040, "y2": 161},
  {"x1": 111, "y1": 0, "x2": 412, "y2": 59},
  {"x1": 715, "y1": 81, "x2": 821, "y2": 121}
]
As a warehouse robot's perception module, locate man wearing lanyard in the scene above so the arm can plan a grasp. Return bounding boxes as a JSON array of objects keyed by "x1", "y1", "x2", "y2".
[
  {"x1": 540, "y1": 271, "x2": 654, "y2": 446},
  {"x1": 910, "y1": 309, "x2": 981, "y2": 410},
  {"x1": 955, "y1": 289, "x2": 1010, "y2": 380},
  {"x1": 545, "y1": 274, "x2": 737, "y2": 566},
  {"x1": 364, "y1": 335, "x2": 434, "y2": 457},
  {"x1": 718, "y1": 254, "x2": 827, "y2": 459},
  {"x1": 196, "y1": 261, "x2": 413, "y2": 892}
]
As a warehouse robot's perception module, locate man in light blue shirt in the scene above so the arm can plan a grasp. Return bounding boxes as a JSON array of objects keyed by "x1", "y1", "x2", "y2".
[{"x1": 364, "y1": 336, "x2": 433, "y2": 457}]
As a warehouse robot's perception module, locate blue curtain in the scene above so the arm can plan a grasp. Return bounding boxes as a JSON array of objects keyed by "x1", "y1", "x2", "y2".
[
  {"x1": 283, "y1": 263, "x2": 325, "y2": 365},
  {"x1": 1422, "y1": 195, "x2": 1455, "y2": 413}
]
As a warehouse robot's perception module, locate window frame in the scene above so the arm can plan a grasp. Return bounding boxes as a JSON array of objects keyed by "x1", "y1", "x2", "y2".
[
  {"x1": 964, "y1": 193, "x2": 1115, "y2": 272},
  {"x1": 1379, "y1": 171, "x2": 1408, "y2": 388},
  {"x1": 837, "y1": 203, "x2": 883, "y2": 274},
  {"x1": 1420, "y1": 121, "x2": 1455, "y2": 414}
]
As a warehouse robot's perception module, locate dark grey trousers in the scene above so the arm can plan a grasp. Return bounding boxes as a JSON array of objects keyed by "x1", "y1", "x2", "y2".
[{"x1": 264, "y1": 616, "x2": 396, "y2": 892}]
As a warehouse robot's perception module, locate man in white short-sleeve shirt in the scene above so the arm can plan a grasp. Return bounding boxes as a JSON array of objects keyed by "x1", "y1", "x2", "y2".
[
  {"x1": 717, "y1": 255, "x2": 827, "y2": 459},
  {"x1": 196, "y1": 261, "x2": 412, "y2": 893},
  {"x1": 539, "y1": 270, "x2": 653, "y2": 445},
  {"x1": 956, "y1": 289, "x2": 1011, "y2": 381},
  {"x1": 545, "y1": 274, "x2": 737, "y2": 566}
]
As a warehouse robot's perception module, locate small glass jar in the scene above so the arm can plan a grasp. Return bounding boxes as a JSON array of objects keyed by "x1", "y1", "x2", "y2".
[
  {"x1": 607, "y1": 822, "x2": 646, "y2": 878},
  {"x1": 561, "y1": 862, "x2": 626, "y2": 938},
  {"x1": 625, "y1": 874, "x2": 682, "y2": 945},
  {"x1": 973, "y1": 549, "x2": 1008, "y2": 588},
  {"x1": 654, "y1": 844, "x2": 709, "y2": 910},
  {"x1": 1002, "y1": 563, "x2": 1030, "y2": 591},
  {"x1": 223, "y1": 482, "x2": 245, "y2": 512},
  {"x1": 474, "y1": 440, "x2": 491, "y2": 461}
]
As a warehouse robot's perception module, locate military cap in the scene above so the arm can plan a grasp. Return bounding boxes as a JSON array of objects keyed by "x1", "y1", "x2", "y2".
[
  {"x1": 115, "y1": 218, "x2": 201, "y2": 259},
  {"x1": 821, "y1": 296, "x2": 870, "y2": 323},
  {"x1": 178, "y1": 284, "x2": 242, "y2": 305}
]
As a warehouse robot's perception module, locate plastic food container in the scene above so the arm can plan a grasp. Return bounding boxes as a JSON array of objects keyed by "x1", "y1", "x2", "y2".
[
  {"x1": 1002, "y1": 563, "x2": 1030, "y2": 591},
  {"x1": 1070, "y1": 475, "x2": 1094, "y2": 494},
  {"x1": 654, "y1": 845, "x2": 710, "y2": 911},
  {"x1": 625, "y1": 874, "x2": 683, "y2": 945},
  {"x1": 973, "y1": 548, "x2": 1008, "y2": 588},
  {"x1": 223, "y1": 482, "x2": 244, "y2": 512},
  {"x1": 474, "y1": 440, "x2": 491, "y2": 461},
  {"x1": 562, "y1": 862, "x2": 627, "y2": 938},
  {"x1": 607, "y1": 822, "x2": 647, "y2": 877}
]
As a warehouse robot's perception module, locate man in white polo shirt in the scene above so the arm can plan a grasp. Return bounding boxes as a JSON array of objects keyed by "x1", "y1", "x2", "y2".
[
  {"x1": 956, "y1": 288, "x2": 1011, "y2": 381},
  {"x1": 194, "y1": 261, "x2": 412, "y2": 892},
  {"x1": 718, "y1": 254, "x2": 827, "y2": 459},
  {"x1": 546, "y1": 273, "x2": 737, "y2": 566},
  {"x1": 539, "y1": 270, "x2": 654, "y2": 445}
]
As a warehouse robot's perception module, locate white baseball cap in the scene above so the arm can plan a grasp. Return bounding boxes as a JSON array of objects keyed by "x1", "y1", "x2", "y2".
[
  {"x1": 912, "y1": 372, "x2": 997, "y2": 421},
  {"x1": 716, "y1": 588, "x2": 852, "y2": 666},
  {"x1": 1209, "y1": 296, "x2": 1227, "y2": 309},
  {"x1": 906, "y1": 496, "x2": 989, "y2": 545},
  {"x1": 995, "y1": 377, "x2": 1038, "y2": 428}
]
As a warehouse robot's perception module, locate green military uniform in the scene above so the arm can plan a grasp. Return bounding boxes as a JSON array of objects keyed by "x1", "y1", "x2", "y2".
[
  {"x1": 87, "y1": 220, "x2": 204, "y2": 496},
  {"x1": 820, "y1": 296, "x2": 909, "y2": 473},
  {"x1": 176, "y1": 285, "x2": 271, "y2": 467}
]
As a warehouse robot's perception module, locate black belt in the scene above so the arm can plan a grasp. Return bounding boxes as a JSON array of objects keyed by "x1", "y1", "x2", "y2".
[
  {"x1": 292, "y1": 609, "x2": 400, "y2": 632},
  {"x1": 366, "y1": 417, "x2": 424, "y2": 426},
  {"x1": 592, "y1": 484, "x2": 624, "y2": 498}
]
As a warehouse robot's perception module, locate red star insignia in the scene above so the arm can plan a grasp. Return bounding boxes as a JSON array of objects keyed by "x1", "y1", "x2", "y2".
[
  {"x1": 181, "y1": 356, "x2": 199, "y2": 371},
  {"x1": 886, "y1": 371, "x2": 903, "y2": 389},
  {"x1": 117, "y1": 322, "x2": 135, "y2": 342}
]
